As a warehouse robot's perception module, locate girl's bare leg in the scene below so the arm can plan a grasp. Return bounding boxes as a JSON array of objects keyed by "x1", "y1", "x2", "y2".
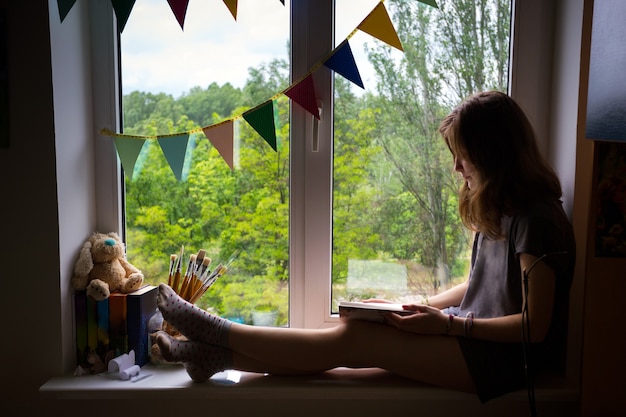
[
  {"x1": 156, "y1": 284, "x2": 474, "y2": 392},
  {"x1": 228, "y1": 320, "x2": 475, "y2": 393}
]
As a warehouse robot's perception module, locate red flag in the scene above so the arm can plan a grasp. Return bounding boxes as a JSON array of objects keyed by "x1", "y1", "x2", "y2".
[
  {"x1": 285, "y1": 75, "x2": 320, "y2": 119},
  {"x1": 167, "y1": 0, "x2": 189, "y2": 30}
]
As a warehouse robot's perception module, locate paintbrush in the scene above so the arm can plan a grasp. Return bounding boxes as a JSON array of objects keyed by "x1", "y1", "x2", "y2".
[
  {"x1": 179, "y1": 254, "x2": 196, "y2": 300},
  {"x1": 191, "y1": 256, "x2": 211, "y2": 300},
  {"x1": 188, "y1": 250, "x2": 239, "y2": 303},
  {"x1": 167, "y1": 254, "x2": 177, "y2": 287},
  {"x1": 171, "y1": 245, "x2": 184, "y2": 293},
  {"x1": 195, "y1": 249, "x2": 206, "y2": 269},
  {"x1": 190, "y1": 264, "x2": 227, "y2": 304},
  {"x1": 189, "y1": 249, "x2": 206, "y2": 297}
]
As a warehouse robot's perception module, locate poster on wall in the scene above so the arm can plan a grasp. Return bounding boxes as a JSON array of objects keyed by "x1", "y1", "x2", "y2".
[
  {"x1": 594, "y1": 142, "x2": 626, "y2": 258},
  {"x1": 585, "y1": 0, "x2": 626, "y2": 142}
]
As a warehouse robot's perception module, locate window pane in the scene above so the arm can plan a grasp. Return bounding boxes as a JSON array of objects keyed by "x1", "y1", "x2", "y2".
[
  {"x1": 121, "y1": 0, "x2": 290, "y2": 326},
  {"x1": 332, "y1": 0, "x2": 512, "y2": 309}
]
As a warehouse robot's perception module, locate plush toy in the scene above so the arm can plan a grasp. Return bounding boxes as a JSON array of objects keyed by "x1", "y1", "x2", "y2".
[{"x1": 71, "y1": 232, "x2": 144, "y2": 301}]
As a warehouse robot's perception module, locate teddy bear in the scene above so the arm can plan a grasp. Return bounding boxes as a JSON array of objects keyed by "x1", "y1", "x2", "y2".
[{"x1": 71, "y1": 232, "x2": 144, "y2": 301}]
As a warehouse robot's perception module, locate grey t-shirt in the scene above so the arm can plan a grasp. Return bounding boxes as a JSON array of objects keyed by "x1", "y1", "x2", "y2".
[{"x1": 456, "y1": 201, "x2": 576, "y2": 371}]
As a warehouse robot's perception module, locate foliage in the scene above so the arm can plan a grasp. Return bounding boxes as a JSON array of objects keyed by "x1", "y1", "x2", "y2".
[{"x1": 122, "y1": 0, "x2": 511, "y2": 321}]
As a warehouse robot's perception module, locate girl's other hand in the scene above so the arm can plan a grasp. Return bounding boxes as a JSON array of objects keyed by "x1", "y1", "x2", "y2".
[{"x1": 384, "y1": 304, "x2": 448, "y2": 335}]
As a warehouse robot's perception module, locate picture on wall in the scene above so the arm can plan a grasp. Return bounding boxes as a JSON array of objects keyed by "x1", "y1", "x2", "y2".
[
  {"x1": 594, "y1": 142, "x2": 626, "y2": 258},
  {"x1": 585, "y1": 0, "x2": 626, "y2": 142}
]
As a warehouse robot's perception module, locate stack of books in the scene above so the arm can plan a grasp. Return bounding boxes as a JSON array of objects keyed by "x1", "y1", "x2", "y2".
[{"x1": 74, "y1": 285, "x2": 158, "y2": 373}]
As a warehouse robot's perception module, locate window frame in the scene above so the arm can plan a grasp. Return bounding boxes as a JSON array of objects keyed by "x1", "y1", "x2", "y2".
[{"x1": 92, "y1": 0, "x2": 555, "y2": 330}]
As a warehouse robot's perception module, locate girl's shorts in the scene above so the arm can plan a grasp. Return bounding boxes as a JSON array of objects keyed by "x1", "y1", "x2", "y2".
[{"x1": 457, "y1": 337, "x2": 527, "y2": 403}]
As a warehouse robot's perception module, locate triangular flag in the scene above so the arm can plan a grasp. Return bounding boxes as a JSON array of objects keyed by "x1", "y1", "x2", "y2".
[
  {"x1": 158, "y1": 134, "x2": 190, "y2": 181},
  {"x1": 418, "y1": 0, "x2": 439, "y2": 8},
  {"x1": 324, "y1": 41, "x2": 364, "y2": 89},
  {"x1": 111, "y1": 0, "x2": 136, "y2": 33},
  {"x1": 357, "y1": 2, "x2": 403, "y2": 51},
  {"x1": 167, "y1": 0, "x2": 189, "y2": 30},
  {"x1": 285, "y1": 75, "x2": 320, "y2": 119},
  {"x1": 57, "y1": 0, "x2": 77, "y2": 22},
  {"x1": 223, "y1": 0, "x2": 238, "y2": 21},
  {"x1": 203, "y1": 121, "x2": 235, "y2": 170},
  {"x1": 243, "y1": 101, "x2": 277, "y2": 151},
  {"x1": 113, "y1": 136, "x2": 146, "y2": 180}
]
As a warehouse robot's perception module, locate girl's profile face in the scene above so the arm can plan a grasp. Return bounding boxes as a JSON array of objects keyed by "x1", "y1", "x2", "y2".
[{"x1": 454, "y1": 154, "x2": 480, "y2": 189}]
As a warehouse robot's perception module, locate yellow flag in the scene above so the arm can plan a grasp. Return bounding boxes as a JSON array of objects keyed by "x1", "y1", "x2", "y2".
[{"x1": 357, "y1": 3, "x2": 403, "y2": 51}]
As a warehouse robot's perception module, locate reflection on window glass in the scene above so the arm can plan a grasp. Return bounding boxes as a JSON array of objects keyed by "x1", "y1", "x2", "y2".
[
  {"x1": 332, "y1": 0, "x2": 512, "y2": 309},
  {"x1": 121, "y1": 0, "x2": 290, "y2": 326}
]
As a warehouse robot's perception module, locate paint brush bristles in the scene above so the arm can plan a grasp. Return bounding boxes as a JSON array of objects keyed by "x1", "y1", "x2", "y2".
[
  {"x1": 171, "y1": 245, "x2": 184, "y2": 294},
  {"x1": 190, "y1": 265, "x2": 227, "y2": 304},
  {"x1": 190, "y1": 250, "x2": 238, "y2": 302},
  {"x1": 191, "y1": 256, "x2": 211, "y2": 299},
  {"x1": 195, "y1": 249, "x2": 206, "y2": 267},
  {"x1": 167, "y1": 254, "x2": 177, "y2": 287}
]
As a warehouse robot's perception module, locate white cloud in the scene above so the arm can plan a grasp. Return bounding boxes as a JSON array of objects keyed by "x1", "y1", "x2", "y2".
[{"x1": 121, "y1": 0, "x2": 383, "y2": 97}]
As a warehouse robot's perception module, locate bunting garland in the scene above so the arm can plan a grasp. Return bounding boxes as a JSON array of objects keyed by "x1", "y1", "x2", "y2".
[
  {"x1": 82, "y1": 0, "x2": 439, "y2": 180},
  {"x1": 158, "y1": 134, "x2": 191, "y2": 181},
  {"x1": 203, "y1": 120, "x2": 235, "y2": 170},
  {"x1": 284, "y1": 74, "x2": 320, "y2": 119},
  {"x1": 358, "y1": 2, "x2": 404, "y2": 52},
  {"x1": 57, "y1": 0, "x2": 77, "y2": 22},
  {"x1": 242, "y1": 101, "x2": 278, "y2": 152},
  {"x1": 57, "y1": 0, "x2": 287, "y2": 26},
  {"x1": 323, "y1": 41, "x2": 364, "y2": 89},
  {"x1": 111, "y1": 0, "x2": 136, "y2": 33},
  {"x1": 223, "y1": 0, "x2": 238, "y2": 21},
  {"x1": 167, "y1": 0, "x2": 190, "y2": 29},
  {"x1": 113, "y1": 136, "x2": 145, "y2": 180}
]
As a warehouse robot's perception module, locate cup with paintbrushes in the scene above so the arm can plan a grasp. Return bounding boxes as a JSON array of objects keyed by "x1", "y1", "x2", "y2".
[{"x1": 149, "y1": 247, "x2": 238, "y2": 364}]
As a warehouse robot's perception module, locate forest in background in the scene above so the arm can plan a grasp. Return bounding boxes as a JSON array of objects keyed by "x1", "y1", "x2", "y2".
[{"x1": 122, "y1": 0, "x2": 510, "y2": 325}]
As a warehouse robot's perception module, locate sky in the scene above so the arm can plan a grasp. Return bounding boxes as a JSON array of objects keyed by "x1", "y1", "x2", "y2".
[{"x1": 121, "y1": 0, "x2": 383, "y2": 98}]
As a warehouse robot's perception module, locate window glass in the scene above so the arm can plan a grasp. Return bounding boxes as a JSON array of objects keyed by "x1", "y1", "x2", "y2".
[
  {"x1": 331, "y1": 0, "x2": 512, "y2": 309},
  {"x1": 119, "y1": 0, "x2": 512, "y2": 324},
  {"x1": 121, "y1": 0, "x2": 290, "y2": 326}
]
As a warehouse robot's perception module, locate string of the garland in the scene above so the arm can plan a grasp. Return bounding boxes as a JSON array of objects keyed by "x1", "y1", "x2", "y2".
[{"x1": 100, "y1": 1, "x2": 383, "y2": 141}]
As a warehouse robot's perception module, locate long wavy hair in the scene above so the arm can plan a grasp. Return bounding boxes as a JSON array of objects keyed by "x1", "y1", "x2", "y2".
[{"x1": 439, "y1": 91, "x2": 563, "y2": 239}]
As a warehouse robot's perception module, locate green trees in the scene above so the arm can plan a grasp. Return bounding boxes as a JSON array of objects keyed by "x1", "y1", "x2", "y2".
[
  {"x1": 333, "y1": 0, "x2": 510, "y2": 295},
  {"x1": 124, "y1": 61, "x2": 291, "y2": 324},
  {"x1": 122, "y1": 0, "x2": 511, "y2": 325}
]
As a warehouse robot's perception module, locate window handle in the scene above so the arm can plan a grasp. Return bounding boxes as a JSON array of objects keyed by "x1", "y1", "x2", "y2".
[{"x1": 312, "y1": 101, "x2": 322, "y2": 152}]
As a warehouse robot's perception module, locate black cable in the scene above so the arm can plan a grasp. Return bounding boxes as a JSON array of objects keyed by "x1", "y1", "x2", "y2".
[
  {"x1": 521, "y1": 251, "x2": 567, "y2": 417},
  {"x1": 522, "y1": 265, "x2": 537, "y2": 417}
]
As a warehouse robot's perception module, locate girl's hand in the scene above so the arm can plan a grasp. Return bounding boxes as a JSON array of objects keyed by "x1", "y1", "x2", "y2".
[{"x1": 384, "y1": 304, "x2": 448, "y2": 335}]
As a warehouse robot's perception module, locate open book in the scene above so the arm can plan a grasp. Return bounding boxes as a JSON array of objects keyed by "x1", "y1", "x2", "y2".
[{"x1": 338, "y1": 301, "x2": 414, "y2": 323}]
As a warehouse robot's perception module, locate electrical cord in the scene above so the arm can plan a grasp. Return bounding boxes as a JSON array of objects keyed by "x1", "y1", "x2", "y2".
[
  {"x1": 522, "y1": 265, "x2": 537, "y2": 417},
  {"x1": 521, "y1": 251, "x2": 567, "y2": 417}
]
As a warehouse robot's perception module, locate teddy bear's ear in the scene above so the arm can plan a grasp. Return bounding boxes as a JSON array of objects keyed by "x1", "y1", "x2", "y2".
[
  {"x1": 107, "y1": 232, "x2": 122, "y2": 242},
  {"x1": 73, "y1": 241, "x2": 94, "y2": 276}
]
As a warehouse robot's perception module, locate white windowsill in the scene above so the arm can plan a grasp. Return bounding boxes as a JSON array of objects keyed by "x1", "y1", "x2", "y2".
[{"x1": 40, "y1": 365, "x2": 579, "y2": 416}]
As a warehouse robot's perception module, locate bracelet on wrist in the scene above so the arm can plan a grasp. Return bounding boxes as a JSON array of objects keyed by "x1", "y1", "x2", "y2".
[
  {"x1": 446, "y1": 314, "x2": 454, "y2": 335},
  {"x1": 464, "y1": 312, "x2": 475, "y2": 339}
]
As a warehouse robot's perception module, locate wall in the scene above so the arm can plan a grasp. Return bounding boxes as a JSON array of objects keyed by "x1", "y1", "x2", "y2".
[
  {"x1": 49, "y1": 0, "x2": 98, "y2": 375},
  {"x1": 0, "y1": 0, "x2": 64, "y2": 412},
  {"x1": 576, "y1": 1, "x2": 626, "y2": 415}
]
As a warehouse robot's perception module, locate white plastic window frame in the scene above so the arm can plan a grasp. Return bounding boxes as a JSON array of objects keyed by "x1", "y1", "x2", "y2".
[{"x1": 92, "y1": 0, "x2": 553, "y2": 330}]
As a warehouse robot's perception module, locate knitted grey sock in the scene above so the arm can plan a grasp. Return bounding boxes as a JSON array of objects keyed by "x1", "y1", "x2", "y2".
[
  {"x1": 154, "y1": 331, "x2": 232, "y2": 383},
  {"x1": 157, "y1": 283, "x2": 232, "y2": 347}
]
